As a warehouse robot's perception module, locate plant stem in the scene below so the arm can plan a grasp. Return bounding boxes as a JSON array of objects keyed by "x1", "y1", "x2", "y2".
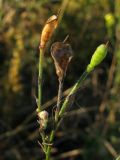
[
  {"x1": 55, "y1": 78, "x2": 63, "y2": 122},
  {"x1": 45, "y1": 130, "x2": 55, "y2": 160},
  {"x1": 59, "y1": 71, "x2": 89, "y2": 117},
  {"x1": 57, "y1": 79, "x2": 63, "y2": 111},
  {"x1": 38, "y1": 48, "x2": 44, "y2": 112},
  {"x1": 38, "y1": 48, "x2": 46, "y2": 153},
  {"x1": 45, "y1": 79, "x2": 63, "y2": 159},
  {"x1": 45, "y1": 71, "x2": 89, "y2": 159}
]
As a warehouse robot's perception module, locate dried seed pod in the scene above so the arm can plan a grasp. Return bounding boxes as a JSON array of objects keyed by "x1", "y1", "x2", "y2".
[
  {"x1": 38, "y1": 110, "x2": 49, "y2": 130},
  {"x1": 40, "y1": 15, "x2": 58, "y2": 49},
  {"x1": 51, "y1": 42, "x2": 73, "y2": 80}
]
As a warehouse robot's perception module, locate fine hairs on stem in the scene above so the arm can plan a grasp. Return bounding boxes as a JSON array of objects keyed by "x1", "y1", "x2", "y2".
[{"x1": 37, "y1": 9, "x2": 108, "y2": 160}]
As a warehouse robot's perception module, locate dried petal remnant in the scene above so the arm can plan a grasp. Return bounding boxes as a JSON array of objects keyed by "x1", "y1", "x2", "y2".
[
  {"x1": 51, "y1": 42, "x2": 73, "y2": 80},
  {"x1": 38, "y1": 110, "x2": 49, "y2": 130},
  {"x1": 40, "y1": 15, "x2": 58, "y2": 49}
]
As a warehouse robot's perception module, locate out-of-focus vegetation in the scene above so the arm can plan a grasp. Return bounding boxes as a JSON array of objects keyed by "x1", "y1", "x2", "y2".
[{"x1": 0, "y1": 0, "x2": 120, "y2": 159}]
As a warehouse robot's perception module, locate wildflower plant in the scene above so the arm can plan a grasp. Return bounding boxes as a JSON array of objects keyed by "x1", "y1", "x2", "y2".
[{"x1": 36, "y1": 12, "x2": 108, "y2": 160}]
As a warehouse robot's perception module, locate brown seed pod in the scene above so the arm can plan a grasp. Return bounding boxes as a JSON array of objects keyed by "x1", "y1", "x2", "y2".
[
  {"x1": 40, "y1": 15, "x2": 58, "y2": 49},
  {"x1": 51, "y1": 42, "x2": 73, "y2": 80}
]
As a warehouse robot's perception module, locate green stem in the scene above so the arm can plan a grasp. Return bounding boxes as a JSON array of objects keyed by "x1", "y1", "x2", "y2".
[
  {"x1": 59, "y1": 71, "x2": 89, "y2": 117},
  {"x1": 45, "y1": 71, "x2": 89, "y2": 159},
  {"x1": 45, "y1": 79, "x2": 63, "y2": 159},
  {"x1": 45, "y1": 130, "x2": 55, "y2": 160},
  {"x1": 38, "y1": 48, "x2": 44, "y2": 112},
  {"x1": 38, "y1": 48, "x2": 46, "y2": 153}
]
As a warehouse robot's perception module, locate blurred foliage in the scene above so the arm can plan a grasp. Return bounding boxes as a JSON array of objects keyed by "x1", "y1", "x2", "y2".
[{"x1": 0, "y1": 0, "x2": 120, "y2": 160}]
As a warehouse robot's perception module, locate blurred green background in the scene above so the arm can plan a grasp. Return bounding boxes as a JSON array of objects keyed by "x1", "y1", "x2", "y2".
[{"x1": 0, "y1": 0, "x2": 120, "y2": 159}]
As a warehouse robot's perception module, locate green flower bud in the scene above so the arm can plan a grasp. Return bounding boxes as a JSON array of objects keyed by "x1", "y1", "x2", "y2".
[
  {"x1": 105, "y1": 13, "x2": 115, "y2": 28},
  {"x1": 87, "y1": 44, "x2": 108, "y2": 73}
]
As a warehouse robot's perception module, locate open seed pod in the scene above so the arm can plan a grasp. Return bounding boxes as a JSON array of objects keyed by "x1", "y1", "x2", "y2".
[
  {"x1": 40, "y1": 15, "x2": 58, "y2": 49},
  {"x1": 51, "y1": 42, "x2": 73, "y2": 80}
]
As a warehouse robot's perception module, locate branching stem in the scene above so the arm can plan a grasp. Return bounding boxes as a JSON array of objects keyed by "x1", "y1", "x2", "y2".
[{"x1": 59, "y1": 71, "x2": 89, "y2": 117}]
